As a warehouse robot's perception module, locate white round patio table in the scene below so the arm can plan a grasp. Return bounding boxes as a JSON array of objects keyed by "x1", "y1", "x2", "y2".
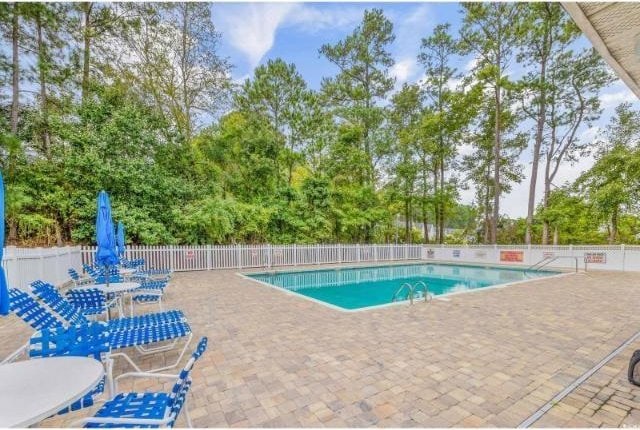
[
  {"x1": 0, "y1": 356, "x2": 104, "y2": 428},
  {"x1": 89, "y1": 282, "x2": 141, "y2": 318},
  {"x1": 90, "y1": 282, "x2": 140, "y2": 293}
]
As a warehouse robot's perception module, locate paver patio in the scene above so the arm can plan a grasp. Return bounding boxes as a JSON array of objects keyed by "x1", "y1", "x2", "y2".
[{"x1": 1, "y1": 265, "x2": 640, "y2": 427}]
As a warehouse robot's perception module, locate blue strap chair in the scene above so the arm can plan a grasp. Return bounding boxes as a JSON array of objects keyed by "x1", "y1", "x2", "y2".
[
  {"x1": 84, "y1": 265, "x2": 122, "y2": 284},
  {"x1": 126, "y1": 278, "x2": 168, "y2": 314},
  {"x1": 72, "y1": 337, "x2": 208, "y2": 428},
  {"x1": 68, "y1": 268, "x2": 95, "y2": 288},
  {"x1": 9, "y1": 288, "x2": 193, "y2": 374},
  {"x1": 65, "y1": 287, "x2": 112, "y2": 317},
  {"x1": 30, "y1": 281, "x2": 185, "y2": 330},
  {"x1": 29, "y1": 322, "x2": 112, "y2": 414}
]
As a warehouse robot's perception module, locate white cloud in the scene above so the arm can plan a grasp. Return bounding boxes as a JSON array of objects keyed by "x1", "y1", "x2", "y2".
[
  {"x1": 402, "y1": 3, "x2": 430, "y2": 27},
  {"x1": 213, "y1": 3, "x2": 364, "y2": 69},
  {"x1": 464, "y1": 57, "x2": 478, "y2": 72},
  {"x1": 599, "y1": 87, "x2": 637, "y2": 109},
  {"x1": 214, "y1": 3, "x2": 296, "y2": 68},
  {"x1": 286, "y1": 5, "x2": 364, "y2": 34},
  {"x1": 390, "y1": 58, "x2": 417, "y2": 84}
]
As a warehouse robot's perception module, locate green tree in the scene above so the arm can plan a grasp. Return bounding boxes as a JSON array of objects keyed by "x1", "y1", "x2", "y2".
[
  {"x1": 235, "y1": 58, "x2": 317, "y2": 185},
  {"x1": 418, "y1": 23, "x2": 472, "y2": 243},
  {"x1": 460, "y1": 2, "x2": 524, "y2": 243},
  {"x1": 540, "y1": 48, "x2": 612, "y2": 243},
  {"x1": 320, "y1": 8, "x2": 395, "y2": 185},
  {"x1": 518, "y1": 3, "x2": 578, "y2": 244},
  {"x1": 117, "y1": 3, "x2": 231, "y2": 142},
  {"x1": 388, "y1": 83, "x2": 422, "y2": 242},
  {"x1": 577, "y1": 104, "x2": 640, "y2": 243}
]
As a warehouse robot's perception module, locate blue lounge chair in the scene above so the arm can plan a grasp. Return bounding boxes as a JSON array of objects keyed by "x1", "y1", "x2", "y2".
[
  {"x1": 68, "y1": 268, "x2": 95, "y2": 287},
  {"x1": 71, "y1": 337, "x2": 208, "y2": 428},
  {"x1": 30, "y1": 281, "x2": 183, "y2": 330},
  {"x1": 29, "y1": 322, "x2": 112, "y2": 415},
  {"x1": 9, "y1": 288, "x2": 193, "y2": 374}
]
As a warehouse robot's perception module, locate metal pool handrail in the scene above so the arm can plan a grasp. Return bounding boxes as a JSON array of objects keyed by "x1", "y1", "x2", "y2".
[
  {"x1": 392, "y1": 281, "x2": 432, "y2": 305},
  {"x1": 527, "y1": 256, "x2": 580, "y2": 273}
]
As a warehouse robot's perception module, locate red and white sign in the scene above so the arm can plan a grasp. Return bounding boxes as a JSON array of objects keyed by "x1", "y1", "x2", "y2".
[
  {"x1": 500, "y1": 250, "x2": 524, "y2": 263},
  {"x1": 584, "y1": 252, "x2": 606, "y2": 264},
  {"x1": 184, "y1": 250, "x2": 195, "y2": 260}
]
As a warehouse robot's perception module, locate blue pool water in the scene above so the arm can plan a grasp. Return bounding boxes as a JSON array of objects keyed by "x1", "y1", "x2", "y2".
[{"x1": 247, "y1": 263, "x2": 558, "y2": 310}]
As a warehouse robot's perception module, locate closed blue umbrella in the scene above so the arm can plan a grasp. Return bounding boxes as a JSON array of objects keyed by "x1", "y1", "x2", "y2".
[
  {"x1": 0, "y1": 172, "x2": 8, "y2": 315},
  {"x1": 116, "y1": 221, "x2": 126, "y2": 258},
  {"x1": 95, "y1": 191, "x2": 119, "y2": 272}
]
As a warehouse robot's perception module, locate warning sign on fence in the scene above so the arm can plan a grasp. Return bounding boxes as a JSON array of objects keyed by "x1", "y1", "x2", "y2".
[
  {"x1": 184, "y1": 250, "x2": 195, "y2": 260},
  {"x1": 452, "y1": 250, "x2": 461, "y2": 258},
  {"x1": 500, "y1": 250, "x2": 524, "y2": 263},
  {"x1": 584, "y1": 252, "x2": 606, "y2": 264}
]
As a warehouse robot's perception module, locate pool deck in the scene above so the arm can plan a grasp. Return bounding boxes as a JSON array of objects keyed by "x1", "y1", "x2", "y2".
[{"x1": 2, "y1": 264, "x2": 640, "y2": 427}]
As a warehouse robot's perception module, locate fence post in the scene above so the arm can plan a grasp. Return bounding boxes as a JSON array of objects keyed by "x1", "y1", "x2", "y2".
[
  {"x1": 207, "y1": 245, "x2": 212, "y2": 270},
  {"x1": 357, "y1": 244, "x2": 360, "y2": 262},
  {"x1": 237, "y1": 245, "x2": 242, "y2": 269},
  {"x1": 621, "y1": 244, "x2": 626, "y2": 272},
  {"x1": 293, "y1": 244, "x2": 297, "y2": 266},
  {"x1": 316, "y1": 244, "x2": 320, "y2": 265},
  {"x1": 374, "y1": 244, "x2": 378, "y2": 262}
]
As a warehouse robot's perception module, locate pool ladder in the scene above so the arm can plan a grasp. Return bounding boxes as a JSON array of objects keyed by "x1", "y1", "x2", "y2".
[{"x1": 392, "y1": 281, "x2": 433, "y2": 305}]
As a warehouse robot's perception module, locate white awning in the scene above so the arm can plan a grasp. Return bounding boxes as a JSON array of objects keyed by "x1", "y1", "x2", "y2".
[{"x1": 563, "y1": 2, "x2": 640, "y2": 99}]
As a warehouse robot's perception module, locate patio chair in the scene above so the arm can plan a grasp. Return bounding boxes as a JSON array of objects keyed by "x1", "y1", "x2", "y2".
[
  {"x1": 9, "y1": 288, "x2": 193, "y2": 374},
  {"x1": 127, "y1": 278, "x2": 168, "y2": 313},
  {"x1": 84, "y1": 264, "x2": 122, "y2": 284},
  {"x1": 65, "y1": 287, "x2": 118, "y2": 318},
  {"x1": 30, "y1": 281, "x2": 185, "y2": 331},
  {"x1": 121, "y1": 258, "x2": 145, "y2": 270},
  {"x1": 71, "y1": 337, "x2": 208, "y2": 428},
  {"x1": 68, "y1": 268, "x2": 95, "y2": 288},
  {"x1": 28, "y1": 322, "x2": 113, "y2": 415}
]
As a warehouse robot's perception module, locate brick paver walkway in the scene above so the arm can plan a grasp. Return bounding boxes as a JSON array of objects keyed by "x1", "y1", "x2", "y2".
[{"x1": 1, "y1": 266, "x2": 640, "y2": 427}]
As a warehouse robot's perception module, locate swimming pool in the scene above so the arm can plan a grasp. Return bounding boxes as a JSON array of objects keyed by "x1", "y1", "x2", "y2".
[{"x1": 246, "y1": 263, "x2": 560, "y2": 311}]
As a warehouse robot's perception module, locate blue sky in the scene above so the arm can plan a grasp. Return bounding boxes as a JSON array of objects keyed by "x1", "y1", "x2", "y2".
[{"x1": 211, "y1": 2, "x2": 640, "y2": 217}]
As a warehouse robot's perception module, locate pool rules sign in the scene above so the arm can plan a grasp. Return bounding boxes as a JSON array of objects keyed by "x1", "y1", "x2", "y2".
[
  {"x1": 500, "y1": 250, "x2": 524, "y2": 263},
  {"x1": 584, "y1": 252, "x2": 606, "y2": 264}
]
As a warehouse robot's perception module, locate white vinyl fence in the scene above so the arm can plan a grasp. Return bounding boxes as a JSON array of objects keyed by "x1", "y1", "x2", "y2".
[
  {"x1": 81, "y1": 244, "x2": 424, "y2": 272},
  {"x1": 2, "y1": 246, "x2": 83, "y2": 289},
  {"x1": 79, "y1": 243, "x2": 640, "y2": 272},
  {"x1": 6, "y1": 243, "x2": 640, "y2": 291},
  {"x1": 423, "y1": 244, "x2": 640, "y2": 272}
]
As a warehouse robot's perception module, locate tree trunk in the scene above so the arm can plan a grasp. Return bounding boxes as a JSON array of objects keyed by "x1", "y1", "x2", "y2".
[
  {"x1": 483, "y1": 183, "x2": 490, "y2": 244},
  {"x1": 433, "y1": 168, "x2": 439, "y2": 243},
  {"x1": 526, "y1": 53, "x2": 548, "y2": 245},
  {"x1": 181, "y1": 3, "x2": 192, "y2": 142},
  {"x1": 81, "y1": 2, "x2": 92, "y2": 103},
  {"x1": 541, "y1": 135, "x2": 554, "y2": 245},
  {"x1": 421, "y1": 161, "x2": 429, "y2": 244},
  {"x1": 10, "y1": 3, "x2": 19, "y2": 135},
  {"x1": 36, "y1": 12, "x2": 51, "y2": 158},
  {"x1": 439, "y1": 159, "x2": 445, "y2": 243},
  {"x1": 492, "y1": 83, "x2": 501, "y2": 244},
  {"x1": 55, "y1": 222, "x2": 63, "y2": 247},
  {"x1": 609, "y1": 207, "x2": 618, "y2": 244},
  {"x1": 552, "y1": 225, "x2": 558, "y2": 245},
  {"x1": 404, "y1": 199, "x2": 410, "y2": 243}
]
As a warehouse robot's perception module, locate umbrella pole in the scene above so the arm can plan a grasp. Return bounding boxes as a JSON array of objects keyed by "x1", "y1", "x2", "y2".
[{"x1": 105, "y1": 264, "x2": 112, "y2": 320}]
